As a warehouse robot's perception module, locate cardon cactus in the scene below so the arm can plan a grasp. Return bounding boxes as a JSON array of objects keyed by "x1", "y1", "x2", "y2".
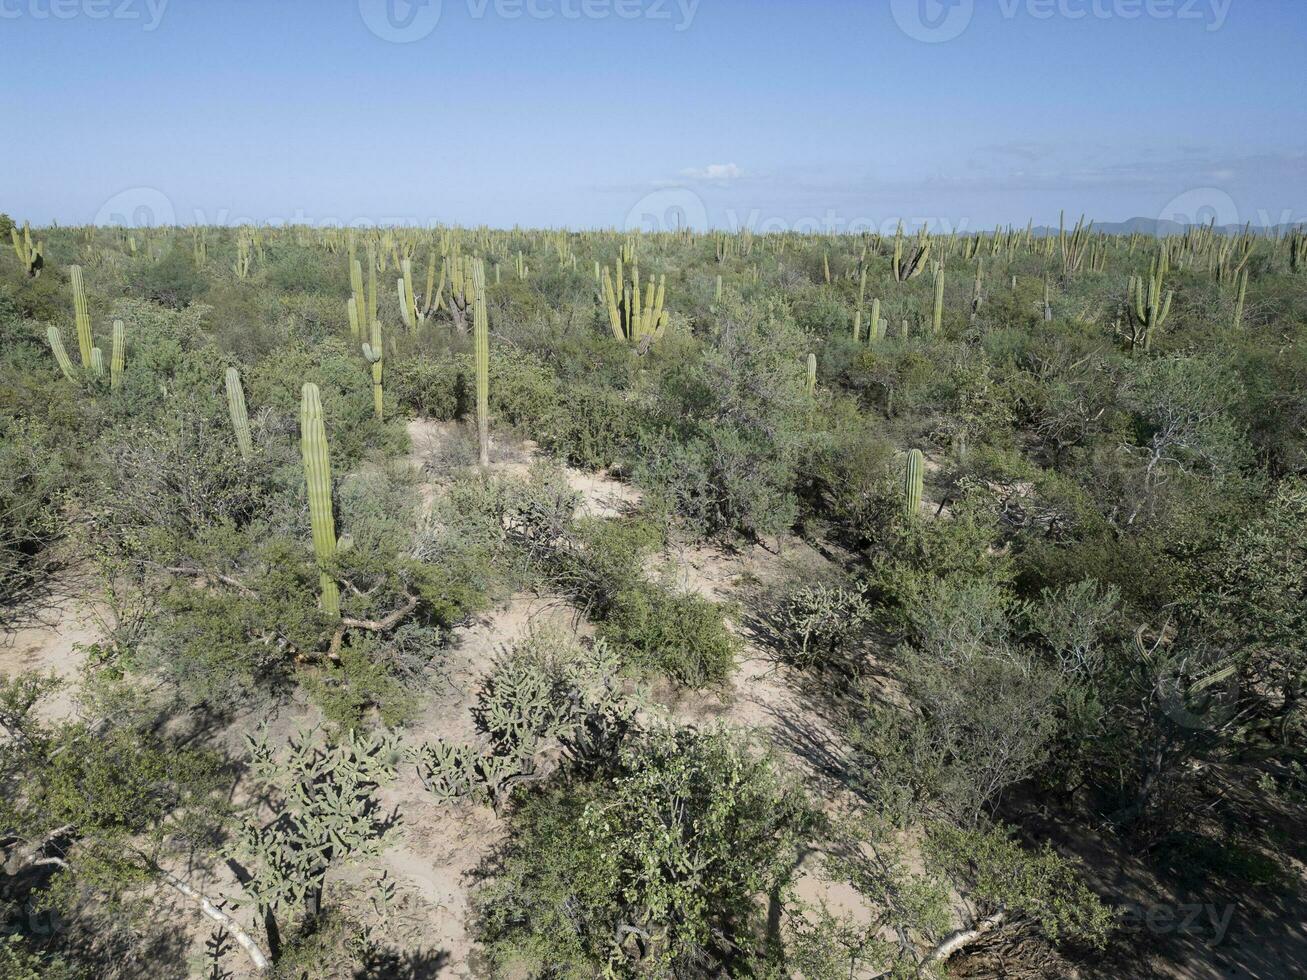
[
  {"x1": 90, "y1": 347, "x2": 104, "y2": 378},
  {"x1": 806, "y1": 353, "x2": 817, "y2": 397},
  {"x1": 350, "y1": 258, "x2": 367, "y2": 338},
  {"x1": 46, "y1": 326, "x2": 76, "y2": 381},
  {"x1": 600, "y1": 259, "x2": 667, "y2": 346},
  {"x1": 362, "y1": 319, "x2": 384, "y2": 421},
  {"x1": 70, "y1": 265, "x2": 93, "y2": 367},
  {"x1": 472, "y1": 259, "x2": 490, "y2": 466},
  {"x1": 226, "y1": 368, "x2": 253, "y2": 460},
  {"x1": 904, "y1": 449, "x2": 924, "y2": 520},
  {"x1": 300, "y1": 383, "x2": 340, "y2": 618},
  {"x1": 110, "y1": 320, "x2": 125, "y2": 389},
  {"x1": 931, "y1": 267, "x2": 945, "y2": 334}
]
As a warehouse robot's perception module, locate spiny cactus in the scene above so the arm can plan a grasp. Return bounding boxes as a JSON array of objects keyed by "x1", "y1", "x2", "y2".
[
  {"x1": 350, "y1": 258, "x2": 367, "y2": 339},
  {"x1": 932, "y1": 267, "x2": 945, "y2": 334},
  {"x1": 11, "y1": 222, "x2": 43, "y2": 277},
  {"x1": 892, "y1": 222, "x2": 931, "y2": 283},
  {"x1": 970, "y1": 260, "x2": 984, "y2": 320},
  {"x1": 46, "y1": 326, "x2": 76, "y2": 381},
  {"x1": 473, "y1": 259, "x2": 490, "y2": 466},
  {"x1": 110, "y1": 320, "x2": 125, "y2": 390},
  {"x1": 600, "y1": 258, "x2": 667, "y2": 346},
  {"x1": 226, "y1": 367, "x2": 253, "y2": 460},
  {"x1": 1059, "y1": 211, "x2": 1092, "y2": 277},
  {"x1": 300, "y1": 383, "x2": 340, "y2": 618},
  {"x1": 90, "y1": 346, "x2": 104, "y2": 378},
  {"x1": 867, "y1": 297, "x2": 885, "y2": 341},
  {"x1": 1043, "y1": 276, "x2": 1054, "y2": 322},
  {"x1": 362, "y1": 319, "x2": 384, "y2": 422},
  {"x1": 806, "y1": 353, "x2": 817, "y2": 396},
  {"x1": 70, "y1": 265, "x2": 93, "y2": 367},
  {"x1": 1125, "y1": 255, "x2": 1173, "y2": 352},
  {"x1": 1233, "y1": 266, "x2": 1249, "y2": 331},
  {"x1": 904, "y1": 448, "x2": 924, "y2": 520}
]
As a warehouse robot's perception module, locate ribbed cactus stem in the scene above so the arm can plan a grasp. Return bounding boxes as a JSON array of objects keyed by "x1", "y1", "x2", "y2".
[
  {"x1": 225, "y1": 367, "x2": 253, "y2": 461},
  {"x1": 362, "y1": 318, "x2": 384, "y2": 421},
  {"x1": 70, "y1": 265, "x2": 93, "y2": 367},
  {"x1": 905, "y1": 449, "x2": 924, "y2": 520},
  {"x1": 932, "y1": 267, "x2": 945, "y2": 334},
  {"x1": 300, "y1": 383, "x2": 340, "y2": 618},
  {"x1": 473, "y1": 259, "x2": 490, "y2": 466},
  {"x1": 869, "y1": 298, "x2": 883, "y2": 341},
  {"x1": 90, "y1": 347, "x2": 104, "y2": 378},
  {"x1": 110, "y1": 320, "x2": 125, "y2": 389},
  {"x1": 350, "y1": 259, "x2": 367, "y2": 336},
  {"x1": 1233, "y1": 267, "x2": 1248, "y2": 330},
  {"x1": 806, "y1": 353, "x2": 817, "y2": 396},
  {"x1": 47, "y1": 326, "x2": 76, "y2": 381}
]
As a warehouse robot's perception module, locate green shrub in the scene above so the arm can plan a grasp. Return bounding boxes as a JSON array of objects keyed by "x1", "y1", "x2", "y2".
[{"x1": 599, "y1": 580, "x2": 737, "y2": 687}]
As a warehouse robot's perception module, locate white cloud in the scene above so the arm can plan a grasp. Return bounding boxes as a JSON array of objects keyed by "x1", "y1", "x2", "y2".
[{"x1": 680, "y1": 163, "x2": 745, "y2": 182}]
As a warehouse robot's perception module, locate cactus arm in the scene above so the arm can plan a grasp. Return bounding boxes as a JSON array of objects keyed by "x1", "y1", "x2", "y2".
[{"x1": 46, "y1": 326, "x2": 76, "y2": 381}]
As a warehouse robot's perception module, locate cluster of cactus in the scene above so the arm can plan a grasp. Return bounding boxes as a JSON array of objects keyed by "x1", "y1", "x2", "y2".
[
  {"x1": 904, "y1": 448, "x2": 924, "y2": 519},
  {"x1": 600, "y1": 256, "x2": 668, "y2": 346},
  {"x1": 397, "y1": 254, "x2": 440, "y2": 333},
  {"x1": 233, "y1": 233, "x2": 254, "y2": 279},
  {"x1": 1059, "y1": 212, "x2": 1092, "y2": 277},
  {"x1": 445, "y1": 248, "x2": 480, "y2": 334},
  {"x1": 300, "y1": 383, "x2": 341, "y2": 618},
  {"x1": 226, "y1": 367, "x2": 254, "y2": 460},
  {"x1": 892, "y1": 222, "x2": 931, "y2": 283},
  {"x1": 1125, "y1": 253, "x2": 1173, "y2": 352},
  {"x1": 11, "y1": 222, "x2": 43, "y2": 277}
]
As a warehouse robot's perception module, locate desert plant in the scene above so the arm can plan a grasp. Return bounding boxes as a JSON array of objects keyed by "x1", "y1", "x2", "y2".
[
  {"x1": 46, "y1": 325, "x2": 76, "y2": 381},
  {"x1": 904, "y1": 448, "x2": 924, "y2": 519},
  {"x1": 301, "y1": 382, "x2": 340, "y2": 617},
  {"x1": 226, "y1": 367, "x2": 253, "y2": 460}
]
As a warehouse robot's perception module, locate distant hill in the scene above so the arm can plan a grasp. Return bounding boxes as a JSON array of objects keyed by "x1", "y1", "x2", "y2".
[{"x1": 1027, "y1": 218, "x2": 1306, "y2": 238}]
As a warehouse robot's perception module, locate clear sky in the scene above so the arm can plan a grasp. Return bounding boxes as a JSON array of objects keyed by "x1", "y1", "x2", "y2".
[{"x1": 3, "y1": 0, "x2": 1304, "y2": 231}]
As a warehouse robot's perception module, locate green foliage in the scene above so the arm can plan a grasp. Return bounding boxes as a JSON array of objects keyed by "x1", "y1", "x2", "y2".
[
  {"x1": 599, "y1": 581, "x2": 738, "y2": 687},
  {"x1": 476, "y1": 726, "x2": 812, "y2": 978},
  {"x1": 127, "y1": 247, "x2": 205, "y2": 308}
]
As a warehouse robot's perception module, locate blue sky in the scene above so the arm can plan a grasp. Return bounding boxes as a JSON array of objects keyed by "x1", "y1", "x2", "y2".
[{"x1": 3, "y1": 0, "x2": 1304, "y2": 230}]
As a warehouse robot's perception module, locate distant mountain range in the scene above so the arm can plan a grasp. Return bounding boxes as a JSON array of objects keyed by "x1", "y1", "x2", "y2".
[{"x1": 1027, "y1": 218, "x2": 1305, "y2": 238}]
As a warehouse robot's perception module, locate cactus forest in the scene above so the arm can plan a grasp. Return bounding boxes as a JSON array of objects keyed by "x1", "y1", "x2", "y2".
[{"x1": 3, "y1": 213, "x2": 1306, "y2": 979}]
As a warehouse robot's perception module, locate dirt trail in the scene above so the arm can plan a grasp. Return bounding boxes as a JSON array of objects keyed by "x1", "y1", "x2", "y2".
[{"x1": 0, "y1": 571, "x2": 103, "y2": 722}]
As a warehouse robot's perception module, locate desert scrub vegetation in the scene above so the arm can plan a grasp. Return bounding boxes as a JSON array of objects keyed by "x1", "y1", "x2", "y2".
[{"x1": 1, "y1": 218, "x2": 1306, "y2": 977}]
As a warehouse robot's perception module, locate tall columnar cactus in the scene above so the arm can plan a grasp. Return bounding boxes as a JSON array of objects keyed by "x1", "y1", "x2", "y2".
[
  {"x1": 1232, "y1": 266, "x2": 1249, "y2": 330},
  {"x1": 853, "y1": 266, "x2": 868, "y2": 340},
  {"x1": 362, "y1": 319, "x2": 384, "y2": 421},
  {"x1": 90, "y1": 346, "x2": 104, "y2": 378},
  {"x1": 110, "y1": 320, "x2": 125, "y2": 390},
  {"x1": 398, "y1": 259, "x2": 420, "y2": 333},
  {"x1": 12, "y1": 222, "x2": 44, "y2": 277},
  {"x1": 70, "y1": 265, "x2": 93, "y2": 367},
  {"x1": 350, "y1": 258, "x2": 367, "y2": 338},
  {"x1": 1126, "y1": 255, "x2": 1173, "y2": 352},
  {"x1": 300, "y1": 383, "x2": 341, "y2": 618},
  {"x1": 970, "y1": 260, "x2": 984, "y2": 319},
  {"x1": 46, "y1": 326, "x2": 76, "y2": 381},
  {"x1": 868, "y1": 297, "x2": 885, "y2": 341},
  {"x1": 473, "y1": 259, "x2": 491, "y2": 467},
  {"x1": 1059, "y1": 211, "x2": 1092, "y2": 277},
  {"x1": 892, "y1": 222, "x2": 931, "y2": 283},
  {"x1": 806, "y1": 353, "x2": 817, "y2": 396},
  {"x1": 1043, "y1": 276, "x2": 1054, "y2": 322},
  {"x1": 600, "y1": 260, "x2": 667, "y2": 346},
  {"x1": 932, "y1": 267, "x2": 945, "y2": 334},
  {"x1": 366, "y1": 245, "x2": 379, "y2": 328},
  {"x1": 226, "y1": 367, "x2": 254, "y2": 460},
  {"x1": 904, "y1": 449, "x2": 924, "y2": 520}
]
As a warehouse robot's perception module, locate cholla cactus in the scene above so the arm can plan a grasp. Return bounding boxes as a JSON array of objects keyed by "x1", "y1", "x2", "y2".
[
  {"x1": 904, "y1": 448, "x2": 924, "y2": 519},
  {"x1": 300, "y1": 383, "x2": 340, "y2": 617},
  {"x1": 600, "y1": 257, "x2": 667, "y2": 346},
  {"x1": 225, "y1": 367, "x2": 253, "y2": 460},
  {"x1": 362, "y1": 319, "x2": 384, "y2": 421},
  {"x1": 46, "y1": 326, "x2": 76, "y2": 381},
  {"x1": 110, "y1": 320, "x2": 125, "y2": 390},
  {"x1": 70, "y1": 265, "x2": 93, "y2": 367}
]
